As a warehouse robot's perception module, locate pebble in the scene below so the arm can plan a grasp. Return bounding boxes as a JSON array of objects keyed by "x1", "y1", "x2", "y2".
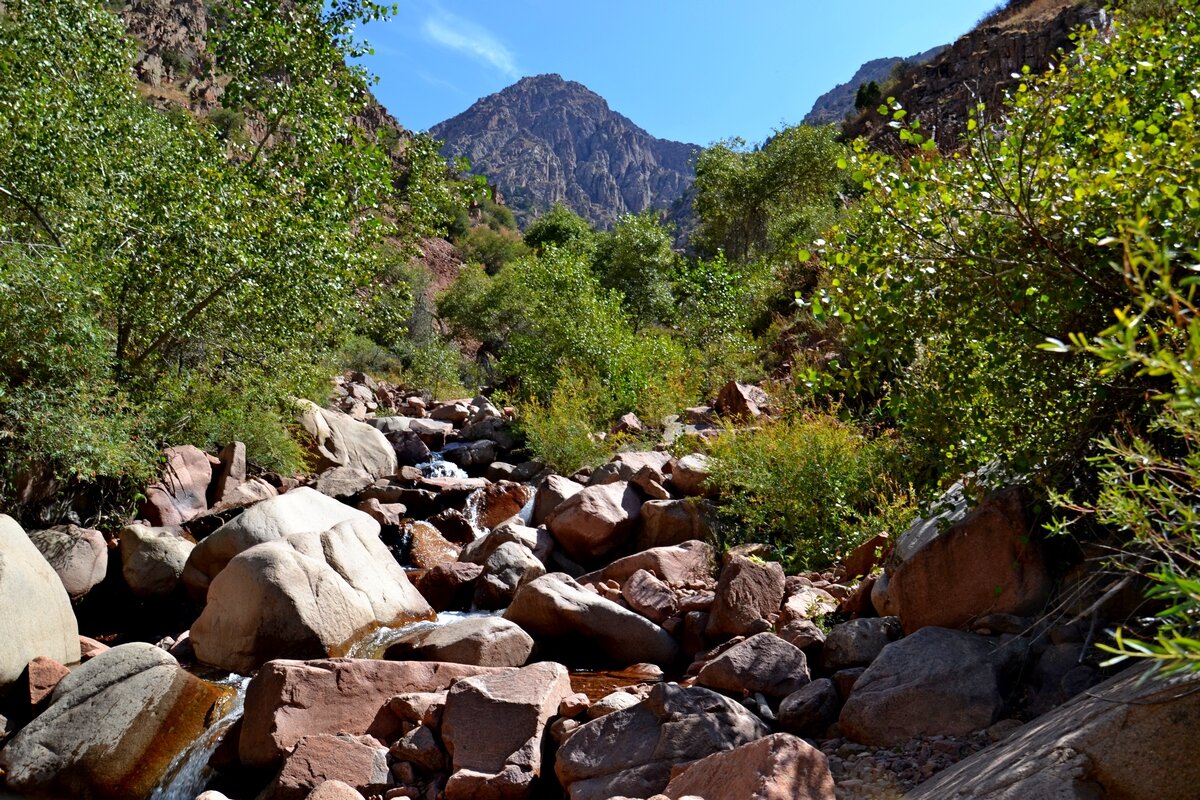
[{"x1": 820, "y1": 730, "x2": 991, "y2": 800}]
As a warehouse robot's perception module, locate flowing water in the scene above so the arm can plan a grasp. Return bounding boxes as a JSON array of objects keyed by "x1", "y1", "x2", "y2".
[
  {"x1": 345, "y1": 610, "x2": 500, "y2": 659},
  {"x1": 415, "y1": 453, "x2": 469, "y2": 480},
  {"x1": 149, "y1": 673, "x2": 250, "y2": 800}
]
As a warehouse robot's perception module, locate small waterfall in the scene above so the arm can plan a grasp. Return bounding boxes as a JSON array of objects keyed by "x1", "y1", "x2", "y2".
[
  {"x1": 463, "y1": 488, "x2": 488, "y2": 539},
  {"x1": 517, "y1": 494, "x2": 535, "y2": 525},
  {"x1": 345, "y1": 610, "x2": 500, "y2": 659},
  {"x1": 416, "y1": 453, "x2": 469, "y2": 480},
  {"x1": 149, "y1": 673, "x2": 250, "y2": 800}
]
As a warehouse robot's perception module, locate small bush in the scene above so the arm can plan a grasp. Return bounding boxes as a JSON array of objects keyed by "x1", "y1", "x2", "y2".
[
  {"x1": 515, "y1": 372, "x2": 614, "y2": 475},
  {"x1": 706, "y1": 414, "x2": 915, "y2": 571}
]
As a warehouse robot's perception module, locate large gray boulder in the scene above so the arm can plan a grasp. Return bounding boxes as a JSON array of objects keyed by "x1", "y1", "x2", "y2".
[
  {"x1": 908, "y1": 665, "x2": 1200, "y2": 800},
  {"x1": 839, "y1": 627, "x2": 1015, "y2": 746},
  {"x1": 441, "y1": 662, "x2": 574, "y2": 799},
  {"x1": 297, "y1": 400, "x2": 397, "y2": 479},
  {"x1": 0, "y1": 643, "x2": 226, "y2": 800},
  {"x1": 819, "y1": 616, "x2": 902, "y2": 671},
  {"x1": 474, "y1": 541, "x2": 546, "y2": 610},
  {"x1": 27, "y1": 524, "x2": 107, "y2": 601},
  {"x1": 555, "y1": 682, "x2": 770, "y2": 800},
  {"x1": 119, "y1": 524, "x2": 194, "y2": 597},
  {"x1": 182, "y1": 487, "x2": 380, "y2": 599},
  {"x1": 696, "y1": 632, "x2": 810, "y2": 699},
  {"x1": 0, "y1": 515, "x2": 80, "y2": 686},
  {"x1": 504, "y1": 573, "x2": 678, "y2": 666},
  {"x1": 190, "y1": 522, "x2": 433, "y2": 673}
]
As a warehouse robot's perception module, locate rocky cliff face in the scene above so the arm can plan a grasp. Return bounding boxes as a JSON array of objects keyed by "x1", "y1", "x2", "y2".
[
  {"x1": 848, "y1": 0, "x2": 1102, "y2": 149},
  {"x1": 803, "y1": 46, "x2": 946, "y2": 127},
  {"x1": 430, "y1": 74, "x2": 700, "y2": 230}
]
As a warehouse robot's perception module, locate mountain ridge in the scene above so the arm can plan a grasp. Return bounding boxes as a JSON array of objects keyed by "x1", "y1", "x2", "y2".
[{"x1": 430, "y1": 74, "x2": 700, "y2": 230}]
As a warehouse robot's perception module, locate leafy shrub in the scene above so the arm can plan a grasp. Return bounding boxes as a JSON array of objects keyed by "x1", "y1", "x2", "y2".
[
  {"x1": 523, "y1": 204, "x2": 595, "y2": 252},
  {"x1": 457, "y1": 225, "x2": 530, "y2": 273},
  {"x1": 706, "y1": 414, "x2": 915, "y2": 571},
  {"x1": 514, "y1": 372, "x2": 615, "y2": 475}
]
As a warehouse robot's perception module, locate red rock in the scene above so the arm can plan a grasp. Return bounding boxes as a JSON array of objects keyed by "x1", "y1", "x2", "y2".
[
  {"x1": 635, "y1": 500, "x2": 712, "y2": 550},
  {"x1": 261, "y1": 734, "x2": 389, "y2": 800},
  {"x1": 25, "y1": 656, "x2": 70, "y2": 706},
  {"x1": 532, "y1": 475, "x2": 585, "y2": 526},
  {"x1": 408, "y1": 521, "x2": 461, "y2": 569},
  {"x1": 78, "y1": 636, "x2": 109, "y2": 661},
  {"x1": 479, "y1": 481, "x2": 536, "y2": 529},
  {"x1": 239, "y1": 659, "x2": 510, "y2": 768},
  {"x1": 622, "y1": 570, "x2": 678, "y2": 624},
  {"x1": 714, "y1": 381, "x2": 769, "y2": 420},
  {"x1": 546, "y1": 482, "x2": 643, "y2": 564},
  {"x1": 838, "y1": 532, "x2": 890, "y2": 581},
  {"x1": 580, "y1": 540, "x2": 715, "y2": 589},
  {"x1": 662, "y1": 733, "x2": 835, "y2": 800},
  {"x1": 695, "y1": 632, "x2": 811, "y2": 699},
  {"x1": 706, "y1": 556, "x2": 785, "y2": 639},
  {"x1": 356, "y1": 498, "x2": 406, "y2": 527},
  {"x1": 213, "y1": 442, "x2": 247, "y2": 505},
  {"x1": 412, "y1": 562, "x2": 483, "y2": 611},
  {"x1": 140, "y1": 445, "x2": 212, "y2": 526}
]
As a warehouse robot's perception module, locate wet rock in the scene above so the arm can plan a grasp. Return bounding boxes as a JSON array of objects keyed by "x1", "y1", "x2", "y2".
[
  {"x1": 408, "y1": 521, "x2": 462, "y2": 569},
  {"x1": 706, "y1": 555, "x2": 785, "y2": 639},
  {"x1": 696, "y1": 632, "x2": 810, "y2": 699},
  {"x1": 839, "y1": 627, "x2": 1015, "y2": 746},
  {"x1": 240, "y1": 659, "x2": 508, "y2": 768},
  {"x1": 441, "y1": 440, "x2": 498, "y2": 473},
  {"x1": 119, "y1": 523, "x2": 194, "y2": 598},
  {"x1": 385, "y1": 617, "x2": 533, "y2": 667},
  {"x1": 555, "y1": 682, "x2": 770, "y2": 800},
  {"x1": 0, "y1": 643, "x2": 224, "y2": 800},
  {"x1": 413, "y1": 563, "x2": 483, "y2": 612},
  {"x1": 504, "y1": 573, "x2": 678, "y2": 667},
  {"x1": 478, "y1": 481, "x2": 537, "y2": 529},
  {"x1": 441, "y1": 662, "x2": 574, "y2": 799},
  {"x1": 662, "y1": 733, "x2": 835, "y2": 800},
  {"x1": 546, "y1": 481, "x2": 643, "y2": 564},
  {"x1": 0, "y1": 515, "x2": 80, "y2": 686}
]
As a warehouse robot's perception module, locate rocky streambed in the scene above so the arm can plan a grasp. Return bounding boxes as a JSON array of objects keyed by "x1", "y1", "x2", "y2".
[{"x1": 2, "y1": 377, "x2": 1199, "y2": 800}]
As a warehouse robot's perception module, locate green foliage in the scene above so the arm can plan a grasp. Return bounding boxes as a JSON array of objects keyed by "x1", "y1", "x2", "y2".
[
  {"x1": 593, "y1": 211, "x2": 679, "y2": 329},
  {"x1": 1050, "y1": 232, "x2": 1200, "y2": 676},
  {"x1": 394, "y1": 133, "x2": 481, "y2": 245},
  {"x1": 705, "y1": 415, "x2": 915, "y2": 571},
  {"x1": 0, "y1": 0, "x2": 457, "y2": 508},
  {"x1": 514, "y1": 372, "x2": 615, "y2": 475},
  {"x1": 692, "y1": 124, "x2": 846, "y2": 264},
  {"x1": 854, "y1": 80, "x2": 882, "y2": 111},
  {"x1": 457, "y1": 225, "x2": 530, "y2": 273},
  {"x1": 522, "y1": 203, "x2": 596, "y2": 252},
  {"x1": 816, "y1": 6, "x2": 1200, "y2": 482}
]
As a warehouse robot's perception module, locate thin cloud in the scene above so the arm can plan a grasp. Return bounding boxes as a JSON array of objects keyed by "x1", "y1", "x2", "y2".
[{"x1": 422, "y1": 12, "x2": 519, "y2": 78}]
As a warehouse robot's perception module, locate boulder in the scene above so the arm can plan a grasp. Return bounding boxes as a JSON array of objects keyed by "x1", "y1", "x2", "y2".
[
  {"x1": 906, "y1": 665, "x2": 1200, "y2": 800},
  {"x1": 819, "y1": 617, "x2": 902, "y2": 671},
  {"x1": 459, "y1": 523, "x2": 552, "y2": 568},
  {"x1": 387, "y1": 430, "x2": 433, "y2": 467},
  {"x1": 586, "y1": 691, "x2": 642, "y2": 719},
  {"x1": 298, "y1": 400, "x2": 397, "y2": 479},
  {"x1": 669, "y1": 453, "x2": 713, "y2": 497},
  {"x1": 504, "y1": 573, "x2": 678, "y2": 667},
  {"x1": 706, "y1": 555, "x2": 785, "y2": 639},
  {"x1": 140, "y1": 444, "x2": 212, "y2": 526},
  {"x1": 191, "y1": 523, "x2": 433, "y2": 673},
  {"x1": 408, "y1": 521, "x2": 461, "y2": 569},
  {"x1": 306, "y1": 781, "x2": 366, "y2": 800},
  {"x1": 441, "y1": 662, "x2": 573, "y2": 799},
  {"x1": 555, "y1": 682, "x2": 770, "y2": 800},
  {"x1": 474, "y1": 541, "x2": 546, "y2": 610},
  {"x1": 532, "y1": 474, "x2": 585, "y2": 526},
  {"x1": 884, "y1": 487, "x2": 1052, "y2": 634},
  {"x1": 119, "y1": 524, "x2": 194, "y2": 598},
  {"x1": 777, "y1": 679, "x2": 841, "y2": 738},
  {"x1": 779, "y1": 586, "x2": 838, "y2": 625},
  {"x1": 0, "y1": 515, "x2": 80, "y2": 686},
  {"x1": 23, "y1": 655, "x2": 71, "y2": 707},
  {"x1": 695, "y1": 632, "x2": 810, "y2": 699},
  {"x1": 478, "y1": 481, "x2": 537, "y2": 529},
  {"x1": 622, "y1": 569, "x2": 678, "y2": 624},
  {"x1": 413, "y1": 562, "x2": 483, "y2": 612},
  {"x1": 714, "y1": 381, "x2": 768, "y2": 419},
  {"x1": 385, "y1": 617, "x2": 533, "y2": 667},
  {"x1": 839, "y1": 627, "x2": 1015, "y2": 746},
  {"x1": 778, "y1": 619, "x2": 826, "y2": 651},
  {"x1": 442, "y1": 440, "x2": 498, "y2": 472},
  {"x1": 314, "y1": 466, "x2": 375, "y2": 499},
  {"x1": 239, "y1": 659, "x2": 508, "y2": 768},
  {"x1": 662, "y1": 733, "x2": 835, "y2": 800},
  {"x1": 213, "y1": 441, "x2": 247, "y2": 505},
  {"x1": 431, "y1": 402, "x2": 471, "y2": 423},
  {"x1": 580, "y1": 540, "x2": 715, "y2": 589},
  {"x1": 27, "y1": 524, "x2": 107, "y2": 601},
  {"x1": 838, "y1": 532, "x2": 890, "y2": 581},
  {"x1": 635, "y1": 500, "x2": 712, "y2": 550},
  {"x1": 587, "y1": 452, "x2": 673, "y2": 487},
  {"x1": 0, "y1": 643, "x2": 225, "y2": 799},
  {"x1": 261, "y1": 734, "x2": 389, "y2": 800},
  {"x1": 182, "y1": 486, "x2": 380, "y2": 599},
  {"x1": 546, "y1": 481, "x2": 643, "y2": 564}
]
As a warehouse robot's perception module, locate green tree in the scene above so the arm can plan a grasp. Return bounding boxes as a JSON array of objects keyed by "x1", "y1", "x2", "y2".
[
  {"x1": 854, "y1": 80, "x2": 882, "y2": 111},
  {"x1": 523, "y1": 203, "x2": 595, "y2": 252},
  {"x1": 593, "y1": 211, "x2": 679, "y2": 329}
]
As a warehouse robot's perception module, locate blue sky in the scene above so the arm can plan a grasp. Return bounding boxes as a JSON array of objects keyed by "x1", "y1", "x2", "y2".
[{"x1": 360, "y1": 1, "x2": 1003, "y2": 147}]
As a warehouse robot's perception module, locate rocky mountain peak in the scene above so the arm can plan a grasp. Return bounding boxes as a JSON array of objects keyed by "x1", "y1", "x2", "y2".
[{"x1": 430, "y1": 74, "x2": 699, "y2": 229}]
